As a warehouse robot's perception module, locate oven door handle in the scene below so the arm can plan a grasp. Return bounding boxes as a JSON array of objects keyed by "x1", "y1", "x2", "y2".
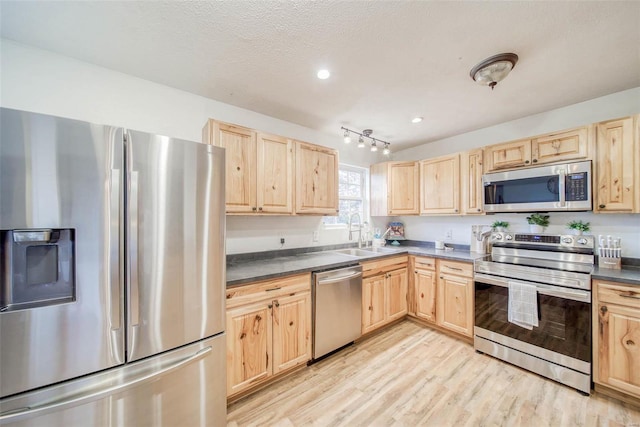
[{"x1": 475, "y1": 273, "x2": 591, "y2": 303}]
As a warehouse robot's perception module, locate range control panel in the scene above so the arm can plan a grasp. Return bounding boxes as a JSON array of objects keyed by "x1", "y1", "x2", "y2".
[{"x1": 490, "y1": 232, "x2": 595, "y2": 250}]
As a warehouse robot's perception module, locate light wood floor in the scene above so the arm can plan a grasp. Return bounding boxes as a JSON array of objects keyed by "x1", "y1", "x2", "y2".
[{"x1": 227, "y1": 320, "x2": 640, "y2": 427}]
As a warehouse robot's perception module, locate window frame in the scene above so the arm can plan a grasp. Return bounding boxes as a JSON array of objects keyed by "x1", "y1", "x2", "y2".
[{"x1": 323, "y1": 163, "x2": 369, "y2": 229}]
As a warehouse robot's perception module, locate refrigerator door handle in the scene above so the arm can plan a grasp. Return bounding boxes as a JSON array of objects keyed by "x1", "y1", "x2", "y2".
[
  {"x1": 0, "y1": 346, "x2": 213, "y2": 424},
  {"x1": 129, "y1": 170, "x2": 140, "y2": 327},
  {"x1": 109, "y1": 169, "x2": 121, "y2": 331}
]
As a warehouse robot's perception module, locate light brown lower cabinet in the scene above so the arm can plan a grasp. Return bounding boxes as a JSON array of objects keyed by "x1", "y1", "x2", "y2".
[
  {"x1": 361, "y1": 256, "x2": 408, "y2": 335},
  {"x1": 409, "y1": 256, "x2": 474, "y2": 338},
  {"x1": 593, "y1": 279, "x2": 640, "y2": 401},
  {"x1": 225, "y1": 274, "x2": 311, "y2": 398}
]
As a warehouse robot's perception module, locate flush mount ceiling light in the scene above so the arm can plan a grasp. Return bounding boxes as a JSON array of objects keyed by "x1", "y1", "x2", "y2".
[
  {"x1": 340, "y1": 127, "x2": 391, "y2": 155},
  {"x1": 470, "y1": 53, "x2": 518, "y2": 90},
  {"x1": 317, "y1": 69, "x2": 331, "y2": 79},
  {"x1": 411, "y1": 117, "x2": 423, "y2": 124}
]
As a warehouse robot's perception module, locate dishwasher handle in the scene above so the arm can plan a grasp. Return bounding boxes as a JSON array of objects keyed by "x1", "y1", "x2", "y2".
[{"x1": 317, "y1": 271, "x2": 362, "y2": 286}]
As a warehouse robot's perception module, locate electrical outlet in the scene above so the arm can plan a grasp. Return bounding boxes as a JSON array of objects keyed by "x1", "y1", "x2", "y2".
[
  {"x1": 280, "y1": 238, "x2": 285, "y2": 245},
  {"x1": 446, "y1": 230, "x2": 453, "y2": 239},
  {"x1": 312, "y1": 231, "x2": 319, "y2": 242}
]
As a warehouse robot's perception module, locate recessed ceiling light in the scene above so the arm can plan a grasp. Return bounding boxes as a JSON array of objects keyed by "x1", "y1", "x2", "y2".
[
  {"x1": 317, "y1": 69, "x2": 330, "y2": 80},
  {"x1": 412, "y1": 117, "x2": 423, "y2": 124}
]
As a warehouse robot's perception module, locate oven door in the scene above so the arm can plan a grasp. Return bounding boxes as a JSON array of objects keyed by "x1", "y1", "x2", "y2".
[{"x1": 474, "y1": 273, "x2": 591, "y2": 367}]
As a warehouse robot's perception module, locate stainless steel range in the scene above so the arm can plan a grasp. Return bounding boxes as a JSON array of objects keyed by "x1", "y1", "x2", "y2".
[{"x1": 474, "y1": 232, "x2": 595, "y2": 394}]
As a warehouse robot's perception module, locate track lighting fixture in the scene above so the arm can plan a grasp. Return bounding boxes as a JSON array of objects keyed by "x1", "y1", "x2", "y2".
[
  {"x1": 343, "y1": 129, "x2": 351, "y2": 144},
  {"x1": 340, "y1": 127, "x2": 391, "y2": 156}
]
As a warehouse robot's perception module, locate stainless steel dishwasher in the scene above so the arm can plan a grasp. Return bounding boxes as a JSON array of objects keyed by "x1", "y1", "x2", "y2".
[{"x1": 312, "y1": 265, "x2": 363, "y2": 360}]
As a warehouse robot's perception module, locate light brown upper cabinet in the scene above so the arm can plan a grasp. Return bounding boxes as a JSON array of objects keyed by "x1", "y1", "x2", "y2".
[
  {"x1": 461, "y1": 149, "x2": 484, "y2": 215},
  {"x1": 595, "y1": 116, "x2": 638, "y2": 213},
  {"x1": 484, "y1": 126, "x2": 589, "y2": 172},
  {"x1": 370, "y1": 161, "x2": 419, "y2": 216},
  {"x1": 295, "y1": 141, "x2": 339, "y2": 215},
  {"x1": 420, "y1": 154, "x2": 460, "y2": 215},
  {"x1": 203, "y1": 120, "x2": 294, "y2": 214}
]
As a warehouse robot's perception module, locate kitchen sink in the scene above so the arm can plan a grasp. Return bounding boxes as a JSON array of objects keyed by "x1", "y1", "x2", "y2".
[
  {"x1": 333, "y1": 247, "x2": 404, "y2": 257},
  {"x1": 333, "y1": 248, "x2": 377, "y2": 257},
  {"x1": 366, "y1": 246, "x2": 403, "y2": 254}
]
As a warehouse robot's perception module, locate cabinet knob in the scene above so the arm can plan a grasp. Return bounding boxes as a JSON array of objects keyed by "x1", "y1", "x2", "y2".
[
  {"x1": 626, "y1": 340, "x2": 636, "y2": 346},
  {"x1": 275, "y1": 301, "x2": 280, "y2": 307},
  {"x1": 454, "y1": 209, "x2": 458, "y2": 213},
  {"x1": 525, "y1": 160, "x2": 530, "y2": 164},
  {"x1": 532, "y1": 159, "x2": 538, "y2": 163},
  {"x1": 600, "y1": 306, "x2": 608, "y2": 314},
  {"x1": 252, "y1": 207, "x2": 257, "y2": 211},
  {"x1": 477, "y1": 209, "x2": 481, "y2": 212},
  {"x1": 258, "y1": 207, "x2": 263, "y2": 211},
  {"x1": 268, "y1": 304, "x2": 273, "y2": 309},
  {"x1": 599, "y1": 204, "x2": 606, "y2": 209}
]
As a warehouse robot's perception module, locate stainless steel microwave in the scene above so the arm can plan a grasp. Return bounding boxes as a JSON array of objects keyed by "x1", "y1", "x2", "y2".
[{"x1": 483, "y1": 160, "x2": 592, "y2": 212}]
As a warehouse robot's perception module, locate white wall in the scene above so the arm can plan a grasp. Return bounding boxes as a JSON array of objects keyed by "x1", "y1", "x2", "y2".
[
  {"x1": 2, "y1": 40, "x2": 639, "y2": 257},
  {"x1": 382, "y1": 87, "x2": 640, "y2": 258},
  {"x1": 0, "y1": 40, "x2": 375, "y2": 254}
]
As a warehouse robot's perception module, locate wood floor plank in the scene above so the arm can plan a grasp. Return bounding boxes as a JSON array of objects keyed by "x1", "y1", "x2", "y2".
[{"x1": 227, "y1": 321, "x2": 640, "y2": 427}]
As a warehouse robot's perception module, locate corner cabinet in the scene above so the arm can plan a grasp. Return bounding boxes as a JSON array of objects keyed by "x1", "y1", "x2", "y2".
[
  {"x1": 361, "y1": 256, "x2": 408, "y2": 335},
  {"x1": 203, "y1": 120, "x2": 294, "y2": 214},
  {"x1": 595, "y1": 116, "x2": 638, "y2": 213},
  {"x1": 593, "y1": 279, "x2": 640, "y2": 401},
  {"x1": 295, "y1": 141, "x2": 339, "y2": 215},
  {"x1": 420, "y1": 154, "x2": 460, "y2": 215},
  {"x1": 370, "y1": 161, "x2": 419, "y2": 216},
  {"x1": 225, "y1": 274, "x2": 311, "y2": 398}
]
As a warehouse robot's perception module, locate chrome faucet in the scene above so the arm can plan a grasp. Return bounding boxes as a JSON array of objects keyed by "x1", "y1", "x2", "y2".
[{"x1": 348, "y1": 213, "x2": 363, "y2": 248}]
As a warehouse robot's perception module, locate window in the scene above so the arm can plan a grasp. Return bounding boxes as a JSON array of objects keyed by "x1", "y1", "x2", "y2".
[{"x1": 323, "y1": 164, "x2": 368, "y2": 226}]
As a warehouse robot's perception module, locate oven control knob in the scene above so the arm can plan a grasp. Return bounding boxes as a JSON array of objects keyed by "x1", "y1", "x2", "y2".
[
  {"x1": 505, "y1": 234, "x2": 513, "y2": 240},
  {"x1": 562, "y1": 237, "x2": 573, "y2": 244},
  {"x1": 493, "y1": 234, "x2": 502, "y2": 240},
  {"x1": 577, "y1": 238, "x2": 588, "y2": 245}
]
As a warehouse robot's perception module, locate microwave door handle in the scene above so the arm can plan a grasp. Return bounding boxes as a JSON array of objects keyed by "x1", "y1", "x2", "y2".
[{"x1": 559, "y1": 171, "x2": 566, "y2": 207}]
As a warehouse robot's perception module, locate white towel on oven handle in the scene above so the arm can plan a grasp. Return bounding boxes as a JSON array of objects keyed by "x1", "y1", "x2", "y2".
[{"x1": 508, "y1": 280, "x2": 539, "y2": 330}]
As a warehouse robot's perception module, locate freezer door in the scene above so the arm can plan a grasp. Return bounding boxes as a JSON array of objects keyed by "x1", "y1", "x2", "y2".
[
  {"x1": 0, "y1": 109, "x2": 125, "y2": 398},
  {"x1": 126, "y1": 130, "x2": 225, "y2": 361},
  {"x1": 0, "y1": 334, "x2": 226, "y2": 427}
]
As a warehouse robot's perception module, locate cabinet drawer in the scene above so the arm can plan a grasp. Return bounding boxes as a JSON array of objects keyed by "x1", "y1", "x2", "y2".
[
  {"x1": 226, "y1": 273, "x2": 311, "y2": 309},
  {"x1": 361, "y1": 255, "x2": 408, "y2": 278},
  {"x1": 437, "y1": 260, "x2": 473, "y2": 278},
  {"x1": 596, "y1": 280, "x2": 640, "y2": 309},
  {"x1": 414, "y1": 256, "x2": 436, "y2": 271}
]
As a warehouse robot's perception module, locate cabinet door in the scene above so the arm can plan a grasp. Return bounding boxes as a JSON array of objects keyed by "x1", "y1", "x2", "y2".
[
  {"x1": 386, "y1": 267, "x2": 408, "y2": 322},
  {"x1": 213, "y1": 122, "x2": 257, "y2": 213},
  {"x1": 532, "y1": 127, "x2": 588, "y2": 165},
  {"x1": 437, "y1": 273, "x2": 473, "y2": 337},
  {"x1": 388, "y1": 162, "x2": 419, "y2": 215},
  {"x1": 595, "y1": 117, "x2": 635, "y2": 213},
  {"x1": 597, "y1": 303, "x2": 640, "y2": 397},
  {"x1": 257, "y1": 133, "x2": 294, "y2": 214},
  {"x1": 484, "y1": 139, "x2": 531, "y2": 172},
  {"x1": 295, "y1": 141, "x2": 339, "y2": 214},
  {"x1": 272, "y1": 292, "x2": 311, "y2": 374},
  {"x1": 362, "y1": 274, "x2": 386, "y2": 334},
  {"x1": 420, "y1": 154, "x2": 460, "y2": 215},
  {"x1": 414, "y1": 268, "x2": 437, "y2": 323},
  {"x1": 461, "y1": 149, "x2": 484, "y2": 215},
  {"x1": 226, "y1": 302, "x2": 272, "y2": 396}
]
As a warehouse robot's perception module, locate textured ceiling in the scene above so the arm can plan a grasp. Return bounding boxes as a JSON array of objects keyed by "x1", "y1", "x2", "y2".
[{"x1": 1, "y1": 1, "x2": 639, "y2": 150}]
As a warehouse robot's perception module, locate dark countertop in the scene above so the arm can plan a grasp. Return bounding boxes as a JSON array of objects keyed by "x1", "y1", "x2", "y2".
[
  {"x1": 226, "y1": 246, "x2": 485, "y2": 287},
  {"x1": 592, "y1": 265, "x2": 640, "y2": 286}
]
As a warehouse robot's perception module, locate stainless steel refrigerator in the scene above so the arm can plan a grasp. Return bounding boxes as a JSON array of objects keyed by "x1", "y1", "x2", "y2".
[{"x1": 0, "y1": 108, "x2": 226, "y2": 426}]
